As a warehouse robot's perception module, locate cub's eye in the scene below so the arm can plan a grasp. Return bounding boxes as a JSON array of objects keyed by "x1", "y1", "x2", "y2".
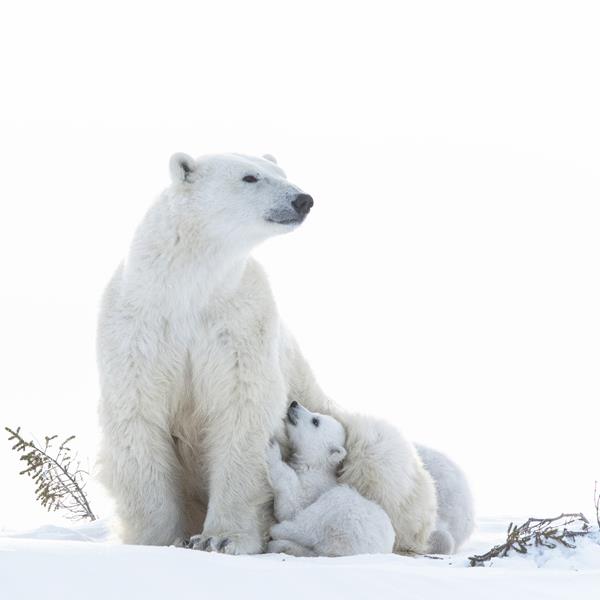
[
  {"x1": 242, "y1": 175, "x2": 259, "y2": 183},
  {"x1": 312, "y1": 418, "x2": 319, "y2": 427}
]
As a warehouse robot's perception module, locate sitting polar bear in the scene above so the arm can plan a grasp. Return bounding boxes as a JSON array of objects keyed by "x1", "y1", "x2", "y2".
[
  {"x1": 265, "y1": 401, "x2": 395, "y2": 557},
  {"x1": 97, "y1": 151, "x2": 441, "y2": 555}
]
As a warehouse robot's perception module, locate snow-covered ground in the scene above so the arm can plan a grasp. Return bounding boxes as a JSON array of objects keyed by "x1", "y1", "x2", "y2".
[{"x1": 1, "y1": 518, "x2": 598, "y2": 599}]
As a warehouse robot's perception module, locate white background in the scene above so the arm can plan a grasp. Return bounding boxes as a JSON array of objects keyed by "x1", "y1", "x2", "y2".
[{"x1": 0, "y1": 1, "x2": 598, "y2": 529}]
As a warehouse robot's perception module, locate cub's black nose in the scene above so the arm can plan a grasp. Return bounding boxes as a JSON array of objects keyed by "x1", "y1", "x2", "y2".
[
  {"x1": 290, "y1": 401, "x2": 299, "y2": 408},
  {"x1": 292, "y1": 194, "x2": 313, "y2": 216}
]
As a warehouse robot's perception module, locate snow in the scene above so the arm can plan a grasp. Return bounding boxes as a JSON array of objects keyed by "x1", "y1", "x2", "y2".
[{"x1": 1, "y1": 518, "x2": 598, "y2": 599}]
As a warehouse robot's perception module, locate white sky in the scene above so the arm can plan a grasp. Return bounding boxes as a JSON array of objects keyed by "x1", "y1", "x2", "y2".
[{"x1": 0, "y1": 1, "x2": 598, "y2": 529}]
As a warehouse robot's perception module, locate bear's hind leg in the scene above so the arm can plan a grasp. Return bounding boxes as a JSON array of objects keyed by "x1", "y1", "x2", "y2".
[{"x1": 98, "y1": 415, "x2": 185, "y2": 546}]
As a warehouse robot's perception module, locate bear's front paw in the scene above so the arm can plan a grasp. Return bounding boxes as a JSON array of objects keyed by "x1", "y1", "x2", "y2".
[{"x1": 189, "y1": 531, "x2": 263, "y2": 555}]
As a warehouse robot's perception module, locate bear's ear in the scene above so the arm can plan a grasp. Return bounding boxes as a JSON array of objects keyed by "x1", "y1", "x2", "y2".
[
  {"x1": 262, "y1": 154, "x2": 277, "y2": 164},
  {"x1": 170, "y1": 153, "x2": 196, "y2": 183},
  {"x1": 328, "y1": 446, "x2": 347, "y2": 467}
]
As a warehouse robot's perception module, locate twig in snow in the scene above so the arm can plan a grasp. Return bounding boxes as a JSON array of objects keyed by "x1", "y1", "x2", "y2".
[
  {"x1": 469, "y1": 513, "x2": 592, "y2": 567},
  {"x1": 5, "y1": 426, "x2": 96, "y2": 521}
]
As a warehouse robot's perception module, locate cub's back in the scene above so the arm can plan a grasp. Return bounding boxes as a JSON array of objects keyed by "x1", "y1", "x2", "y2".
[{"x1": 301, "y1": 484, "x2": 395, "y2": 556}]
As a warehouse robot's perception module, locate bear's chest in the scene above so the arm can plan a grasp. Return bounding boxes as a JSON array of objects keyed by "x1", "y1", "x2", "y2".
[{"x1": 174, "y1": 296, "x2": 277, "y2": 407}]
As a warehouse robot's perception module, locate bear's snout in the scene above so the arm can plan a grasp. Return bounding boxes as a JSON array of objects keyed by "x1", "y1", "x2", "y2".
[{"x1": 292, "y1": 194, "x2": 313, "y2": 216}]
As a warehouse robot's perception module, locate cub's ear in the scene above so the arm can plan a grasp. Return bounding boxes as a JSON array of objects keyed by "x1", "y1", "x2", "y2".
[
  {"x1": 170, "y1": 153, "x2": 196, "y2": 183},
  {"x1": 262, "y1": 153, "x2": 277, "y2": 164},
  {"x1": 328, "y1": 446, "x2": 347, "y2": 466}
]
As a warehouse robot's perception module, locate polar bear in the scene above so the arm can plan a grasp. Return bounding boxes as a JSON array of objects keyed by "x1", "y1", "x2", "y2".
[
  {"x1": 264, "y1": 401, "x2": 395, "y2": 557},
  {"x1": 416, "y1": 445, "x2": 475, "y2": 554},
  {"x1": 97, "y1": 152, "x2": 437, "y2": 554}
]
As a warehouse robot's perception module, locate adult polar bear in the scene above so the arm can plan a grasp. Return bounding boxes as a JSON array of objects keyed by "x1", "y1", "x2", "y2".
[{"x1": 97, "y1": 152, "x2": 437, "y2": 554}]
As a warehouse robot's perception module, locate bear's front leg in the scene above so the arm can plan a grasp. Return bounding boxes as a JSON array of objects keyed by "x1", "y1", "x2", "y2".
[
  {"x1": 190, "y1": 378, "x2": 285, "y2": 555},
  {"x1": 189, "y1": 420, "x2": 273, "y2": 554}
]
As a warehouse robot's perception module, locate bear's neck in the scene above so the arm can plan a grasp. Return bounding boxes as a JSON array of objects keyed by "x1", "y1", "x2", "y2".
[{"x1": 122, "y1": 194, "x2": 254, "y2": 313}]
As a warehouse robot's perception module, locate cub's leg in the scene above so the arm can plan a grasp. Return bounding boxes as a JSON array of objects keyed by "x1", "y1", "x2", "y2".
[
  {"x1": 265, "y1": 440, "x2": 303, "y2": 522},
  {"x1": 267, "y1": 539, "x2": 316, "y2": 557}
]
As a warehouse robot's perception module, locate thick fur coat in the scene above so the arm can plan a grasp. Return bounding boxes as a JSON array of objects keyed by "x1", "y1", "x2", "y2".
[
  {"x1": 265, "y1": 402, "x2": 395, "y2": 557},
  {"x1": 416, "y1": 444, "x2": 475, "y2": 553},
  {"x1": 97, "y1": 152, "x2": 438, "y2": 554}
]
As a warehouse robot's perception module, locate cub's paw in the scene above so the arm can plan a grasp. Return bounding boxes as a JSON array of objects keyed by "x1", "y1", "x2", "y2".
[
  {"x1": 267, "y1": 539, "x2": 294, "y2": 554},
  {"x1": 266, "y1": 439, "x2": 282, "y2": 465},
  {"x1": 189, "y1": 531, "x2": 263, "y2": 555},
  {"x1": 267, "y1": 539, "x2": 316, "y2": 557}
]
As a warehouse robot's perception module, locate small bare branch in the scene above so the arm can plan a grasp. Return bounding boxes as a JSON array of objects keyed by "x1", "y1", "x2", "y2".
[
  {"x1": 469, "y1": 512, "x2": 592, "y2": 566},
  {"x1": 5, "y1": 426, "x2": 96, "y2": 521}
]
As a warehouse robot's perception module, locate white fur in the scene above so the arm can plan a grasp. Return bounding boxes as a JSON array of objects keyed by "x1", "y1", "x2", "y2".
[
  {"x1": 416, "y1": 444, "x2": 475, "y2": 554},
  {"x1": 97, "y1": 152, "x2": 438, "y2": 554},
  {"x1": 266, "y1": 403, "x2": 395, "y2": 557}
]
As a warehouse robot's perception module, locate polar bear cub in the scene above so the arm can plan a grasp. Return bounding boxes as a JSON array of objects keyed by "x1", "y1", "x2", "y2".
[
  {"x1": 416, "y1": 444, "x2": 475, "y2": 554},
  {"x1": 266, "y1": 401, "x2": 396, "y2": 557}
]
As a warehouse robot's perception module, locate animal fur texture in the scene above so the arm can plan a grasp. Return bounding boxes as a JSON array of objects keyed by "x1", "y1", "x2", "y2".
[
  {"x1": 97, "y1": 152, "x2": 439, "y2": 554},
  {"x1": 265, "y1": 402, "x2": 395, "y2": 557},
  {"x1": 416, "y1": 444, "x2": 475, "y2": 553}
]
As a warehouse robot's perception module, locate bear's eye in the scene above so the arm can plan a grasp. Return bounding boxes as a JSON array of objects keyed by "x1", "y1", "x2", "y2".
[
  {"x1": 242, "y1": 175, "x2": 259, "y2": 183},
  {"x1": 312, "y1": 418, "x2": 319, "y2": 427}
]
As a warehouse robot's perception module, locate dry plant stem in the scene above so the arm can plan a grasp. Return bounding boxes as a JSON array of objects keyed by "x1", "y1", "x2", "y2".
[
  {"x1": 5, "y1": 426, "x2": 96, "y2": 521},
  {"x1": 469, "y1": 513, "x2": 592, "y2": 567}
]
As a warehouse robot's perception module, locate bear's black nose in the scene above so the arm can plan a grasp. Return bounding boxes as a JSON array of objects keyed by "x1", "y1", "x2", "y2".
[
  {"x1": 290, "y1": 400, "x2": 299, "y2": 408},
  {"x1": 292, "y1": 194, "x2": 313, "y2": 216}
]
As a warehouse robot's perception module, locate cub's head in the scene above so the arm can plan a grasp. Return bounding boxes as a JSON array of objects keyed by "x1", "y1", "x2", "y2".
[
  {"x1": 169, "y1": 152, "x2": 313, "y2": 247},
  {"x1": 285, "y1": 401, "x2": 347, "y2": 471}
]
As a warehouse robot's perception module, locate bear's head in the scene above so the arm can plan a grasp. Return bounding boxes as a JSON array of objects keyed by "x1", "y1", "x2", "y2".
[
  {"x1": 169, "y1": 152, "x2": 313, "y2": 247},
  {"x1": 285, "y1": 401, "x2": 347, "y2": 471}
]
